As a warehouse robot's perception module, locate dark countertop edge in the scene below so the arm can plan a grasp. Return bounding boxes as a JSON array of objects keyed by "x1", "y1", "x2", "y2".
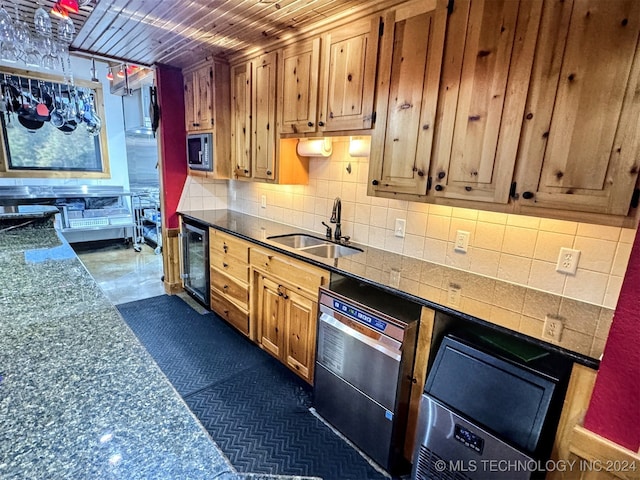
[
  {"x1": 180, "y1": 210, "x2": 600, "y2": 371},
  {"x1": 0, "y1": 205, "x2": 59, "y2": 220}
]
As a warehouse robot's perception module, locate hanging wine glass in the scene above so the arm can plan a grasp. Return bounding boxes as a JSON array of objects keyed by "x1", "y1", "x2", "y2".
[
  {"x1": 57, "y1": 16, "x2": 75, "y2": 44},
  {"x1": 0, "y1": 2, "x2": 15, "y2": 44},
  {"x1": 0, "y1": 41, "x2": 18, "y2": 63},
  {"x1": 34, "y1": 1, "x2": 52, "y2": 38},
  {"x1": 12, "y1": 3, "x2": 30, "y2": 54}
]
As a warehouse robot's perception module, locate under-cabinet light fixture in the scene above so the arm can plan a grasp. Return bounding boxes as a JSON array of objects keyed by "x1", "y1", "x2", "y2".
[
  {"x1": 296, "y1": 138, "x2": 332, "y2": 157},
  {"x1": 348, "y1": 136, "x2": 371, "y2": 157}
]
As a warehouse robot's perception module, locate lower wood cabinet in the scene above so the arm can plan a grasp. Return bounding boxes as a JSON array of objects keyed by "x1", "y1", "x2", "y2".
[
  {"x1": 209, "y1": 229, "x2": 250, "y2": 336},
  {"x1": 250, "y1": 247, "x2": 329, "y2": 384}
]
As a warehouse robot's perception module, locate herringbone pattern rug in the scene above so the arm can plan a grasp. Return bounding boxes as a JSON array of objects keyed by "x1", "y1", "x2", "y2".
[{"x1": 118, "y1": 295, "x2": 389, "y2": 480}]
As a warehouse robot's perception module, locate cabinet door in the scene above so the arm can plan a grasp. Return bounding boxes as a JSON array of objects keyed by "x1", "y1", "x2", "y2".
[
  {"x1": 431, "y1": 0, "x2": 543, "y2": 203},
  {"x1": 231, "y1": 62, "x2": 252, "y2": 178},
  {"x1": 184, "y1": 71, "x2": 196, "y2": 132},
  {"x1": 252, "y1": 52, "x2": 277, "y2": 181},
  {"x1": 515, "y1": 0, "x2": 640, "y2": 216},
  {"x1": 279, "y1": 38, "x2": 321, "y2": 134},
  {"x1": 195, "y1": 65, "x2": 214, "y2": 130},
  {"x1": 256, "y1": 274, "x2": 284, "y2": 359},
  {"x1": 283, "y1": 288, "x2": 317, "y2": 383},
  {"x1": 368, "y1": 0, "x2": 447, "y2": 197},
  {"x1": 318, "y1": 16, "x2": 380, "y2": 132}
]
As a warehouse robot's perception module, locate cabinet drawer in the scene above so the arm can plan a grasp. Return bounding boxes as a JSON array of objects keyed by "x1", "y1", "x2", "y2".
[
  {"x1": 250, "y1": 247, "x2": 328, "y2": 295},
  {"x1": 210, "y1": 229, "x2": 250, "y2": 262},
  {"x1": 211, "y1": 268, "x2": 248, "y2": 307},
  {"x1": 210, "y1": 254, "x2": 249, "y2": 282},
  {"x1": 210, "y1": 292, "x2": 250, "y2": 336}
]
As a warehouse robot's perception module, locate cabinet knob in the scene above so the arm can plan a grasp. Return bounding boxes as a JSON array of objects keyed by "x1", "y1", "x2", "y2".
[
  {"x1": 438, "y1": 171, "x2": 446, "y2": 179},
  {"x1": 307, "y1": 122, "x2": 314, "y2": 127},
  {"x1": 318, "y1": 121, "x2": 325, "y2": 127},
  {"x1": 522, "y1": 191, "x2": 535, "y2": 200},
  {"x1": 222, "y1": 262, "x2": 228, "y2": 268},
  {"x1": 372, "y1": 179, "x2": 379, "y2": 186},
  {"x1": 266, "y1": 170, "x2": 272, "y2": 176},
  {"x1": 223, "y1": 284, "x2": 228, "y2": 290},
  {"x1": 435, "y1": 185, "x2": 444, "y2": 192},
  {"x1": 192, "y1": 123, "x2": 200, "y2": 127}
]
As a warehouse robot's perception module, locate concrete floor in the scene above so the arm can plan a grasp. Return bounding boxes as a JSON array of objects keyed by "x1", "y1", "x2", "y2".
[{"x1": 75, "y1": 241, "x2": 166, "y2": 305}]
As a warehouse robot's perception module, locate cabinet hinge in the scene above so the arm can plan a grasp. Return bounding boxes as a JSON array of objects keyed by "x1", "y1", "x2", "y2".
[
  {"x1": 509, "y1": 181, "x2": 519, "y2": 199},
  {"x1": 447, "y1": 0, "x2": 455, "y2": 14},
  {"x1": 427, "y1": 176, "x2": 433, "y2": 191},
  {"x1": 631, "y1": 188, "x2": 640, "y2": 209},
  {"x1": 371, "y1": 111, "x2": 377, "y2": 124},
  {"x1": 379, "y1": 21, "x2": 384, "y2": 37}
]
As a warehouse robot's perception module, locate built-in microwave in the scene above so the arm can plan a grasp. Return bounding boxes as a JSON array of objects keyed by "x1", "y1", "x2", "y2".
[{"x1": 187, "y1": 133, "x2": 213, "y2": 171}]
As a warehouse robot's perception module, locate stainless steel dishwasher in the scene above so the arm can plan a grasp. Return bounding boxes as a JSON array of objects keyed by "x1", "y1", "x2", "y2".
[{"x1": 314, "y1": 279, "x2": 421, "y2": 475}]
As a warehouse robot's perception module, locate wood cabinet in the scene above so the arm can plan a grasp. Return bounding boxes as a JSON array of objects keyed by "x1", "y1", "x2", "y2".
[
  {"x1": 251, "y1": 247, "x2": 329, "y2": 383},
  {"x1": 430, "y1": 0, "x2": 543, "y2": 204},
  {"x1": 368, "y1": 0, "x2": 448, "y2": 198},
  {"x1": 183, "y1": 60, "x2": 231, "y2": 179},
  {"x1": 318, "y1": 16, "x2": 380, "y2": 132},
  {"x1": 514, "y1": 0, "x2": 640, "y2": 218},
  {"x1": 278, "y1": 38, "x2": 321, "y2": 135},
  {"x1": 231, "y1": 62, "x2": 252, "y2": 179},
  {"x1": 252, "y1": 52, "x2": 278, "y2": 181},
  {"x1": 209, "y1": 229, "x2": 251, "y2": 336}
]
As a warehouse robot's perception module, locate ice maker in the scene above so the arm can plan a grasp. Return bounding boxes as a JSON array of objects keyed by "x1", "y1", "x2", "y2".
[{"x1": 412, "y1": 333, "x2": 571, "y2": 480}]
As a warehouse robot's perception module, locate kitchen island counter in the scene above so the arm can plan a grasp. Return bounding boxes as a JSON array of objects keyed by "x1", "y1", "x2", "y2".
[{"x1": 0, "y1": 210, "x2": 314, "y2": 479}]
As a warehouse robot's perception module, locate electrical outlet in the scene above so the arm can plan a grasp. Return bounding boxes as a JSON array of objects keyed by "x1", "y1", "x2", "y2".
[
  {"x1": 261, "y1": 194, "x2": 267, "y2": 209},
  {"x1": 395, "y1": 218, "x2": 406, "y2": 238},
  {"x1": 556, "y1": 248, "x2": 580, "y2": 275},
  {"x1": 390, "y1": 268, "x2": 401, "y2": 288},
  {"x1": 454, "y1": 230, "x2": 470, "y2": 253},
  {"x1": 231, "y1": 190, "x2": 237, "y2": 202},
  {"x1": 542, "y1": 315, "x2": 564, "y2": 342},
  {"x1": 448, "y1": 283, "x2": 461, "y2": 307}
]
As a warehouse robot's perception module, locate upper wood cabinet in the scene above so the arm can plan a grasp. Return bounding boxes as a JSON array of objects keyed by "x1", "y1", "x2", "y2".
[
  {"x1": 368, "y1": 0, "x2": 448, "y2": 197},
  {"x1": 252, "y1": 52, "x2": 278, "y2": 181},
  {"x1": 184, "y1": 63, "x2": 214, "y2": 132},
  {"x1": 318, "y1": 16, "x2": 381, "y2": 132},
  {"x1": 231, "y1": 62, "x2": 252, "y2": 179},
  {"x1": 514, "y1": 0, "x2": 640, "y2": 217},
  {"x1": 278, "y1": 38, "x2": 321, "y2": 135},
  {"x1": 430, "y1": 0, "x2": 543, "y2": 204},
  {"x1": 183, "y1": 60, "x2": 231, "y2": 179}
]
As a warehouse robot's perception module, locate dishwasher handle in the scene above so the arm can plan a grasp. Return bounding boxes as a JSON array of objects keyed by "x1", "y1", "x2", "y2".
[{"x1": 319, "y1": 312, "x2": 402, "y2": 361}]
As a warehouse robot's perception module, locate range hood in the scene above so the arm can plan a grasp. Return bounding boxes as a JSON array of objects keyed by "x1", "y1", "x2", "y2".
[{"x1": 124, "y1": 86, "x2": 155, "y2": 138}]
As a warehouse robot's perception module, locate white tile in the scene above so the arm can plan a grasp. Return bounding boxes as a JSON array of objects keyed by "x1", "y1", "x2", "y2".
[
  {"x1": 340, "y1": 182, "x2": 357, "y2": 202},
  {"x1": 426, "y1": 214, "x2": 451, "y2": 241},
  {"x1": 474, "y1": 222, "x2": 505, "y2": 251},
  {"x1": 370, "y1": 196, "x2": 389, "y2": 207},
  {"x1": 564, "y1": 269, "x2": 608, "y2": 305},
  {"x1": 502, "y1": 226, "x2": 538, "y2": 257},
  {"x1": 528, "y1": 260, "x2": 566, "y2": 295},
  {"x1": 355, "y1": 184, "x2": 371, "y2": 205},
  {"x1": 316, "y1": 179, "x2": 329, "y2": 198},
  {"x1": 370, "y1": 206, "x2": 388, "y2": 228},
  {"x1": 619, "y1": 228, "x2": 637, "y2": 244},
  {"x1": 351, "y1": 223, "x2": 369, "y2": 244},
  {"x1": 408, "y1": 202, "x2": 430, "y2": 214},
  {"x1": 388, "y1": 199, "x2": 409, "y2": 211},
  {"x1": 445, "y1": 243, "x2": 471, "y2": 270},
  {"x1": 423, "y1": 238, "x2": 447, "y2": 264},
  {"x1": 452, "y1": 207, "x2": 478, "y2": 220},
  {"x1": 539, "y1": 218, "x2": 578, "y2": 235},
  {"x1": 497, "y1": 254, "x2": 532, "y2": 285},
  {"x1": 429, "y1": 204, "x2": 452, "y2": 217},
  {"x1": 603, "y1": 276, "x2": 624, "y2": 309},
  {"x1": 470, "y1": 248, "x2": 501, "y2": 277},
  {"x1": 384, "y1": 233, "x2": 404, "y2": 254},
  {"x1": 403, "y1": 234, "x2": 425, "y2": 259},
  {"x1": 303, "y1": 195, "x2": 316, "y2": 214},
  {"x1": 534, "y1": 231, "x2": 575, "y2": 262},
  {"x1": 611, "y1": 242, "x2": 633, "y2": 276},
  {"x1": 507, "y1": 214, "x2": 540, "y2": 229},
  {"x1": 368, "y1": 226, "x2": 387, "y2": 248},
  {"x1": 406, "y1": 210, "x2": 428, "y2": 237},
  {"x1": 573, "y1": 236, "x2": 617, "y2": 273},
  {"x1": 448, "y1": 218, "x2": 476, "y2": 242},
  {"x1": 340, "y1": 201, "x2": 355, "y2": 223},
  {"x1": 386, "y1": 208, "x2": 407, "y2": 230},
  {"x1": 477, "y1": 210, "x2": 508, "y2": 224},
  {"x1": 354, "y1": 204, "x2": 372, "y2": 225},
  {"x1": 576, "y1": 223, "x2": 620, "y2": 241},
  {"x1": 327, "y1": 181, "x2": 342, "y2": 199}
]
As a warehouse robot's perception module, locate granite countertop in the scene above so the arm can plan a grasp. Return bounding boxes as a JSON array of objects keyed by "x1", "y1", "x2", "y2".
[
  {"x1": 180, "y1": 209, "x2": 604, "y2": 369},
  {"x1": 0, "y1": 211, "x2": 317, "y2": 479}
]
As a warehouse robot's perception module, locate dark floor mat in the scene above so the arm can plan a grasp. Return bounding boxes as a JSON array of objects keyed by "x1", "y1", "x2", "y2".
[{"x1": 117, "y1": 295, "x2": 389, "y2": 480}]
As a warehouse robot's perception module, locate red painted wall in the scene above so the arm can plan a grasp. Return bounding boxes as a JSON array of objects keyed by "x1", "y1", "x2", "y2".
[
  {"x1": 583, "y1": 227, "x2": 640, "y2": 451},
  {"x1": 155, "y1": 64, "x2": 187, "y2": 229}
]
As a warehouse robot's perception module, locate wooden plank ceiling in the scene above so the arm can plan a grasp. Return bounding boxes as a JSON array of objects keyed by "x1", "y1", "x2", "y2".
[{"x1": 39, "y1": 0, "x2": 402, "y2": 70}]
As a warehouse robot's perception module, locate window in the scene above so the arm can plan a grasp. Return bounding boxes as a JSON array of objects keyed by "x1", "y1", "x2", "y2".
[{"x1": 0, "y1": 68, "x2": 110, "y2": 178}]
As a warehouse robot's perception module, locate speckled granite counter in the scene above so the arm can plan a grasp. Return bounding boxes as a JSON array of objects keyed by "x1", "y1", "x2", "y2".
[
  {"x1": 180, "y1": 209, "x2": 603, "y2": 369},
  {"x1": 0, "y1": 208, "x2": 318, "y2": 480}
]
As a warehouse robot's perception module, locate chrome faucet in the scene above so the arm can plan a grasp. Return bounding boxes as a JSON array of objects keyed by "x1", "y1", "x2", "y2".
[{"x1": 330, "y1": 197, "x2": 341, "y2": 241}]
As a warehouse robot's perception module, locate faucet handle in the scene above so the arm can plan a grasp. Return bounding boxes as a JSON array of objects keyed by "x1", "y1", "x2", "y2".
[
  {"x1": 339, "y1": 235, "x2": 351, "y2": 244},
  {"x1": 321, "y1": 221, "x2": 332, "y2": 239}
]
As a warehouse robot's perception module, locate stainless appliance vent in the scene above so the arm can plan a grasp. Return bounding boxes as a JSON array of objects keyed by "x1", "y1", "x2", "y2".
[{"x1": 415, "y1": 445, "x2": 472, "y2": 480}]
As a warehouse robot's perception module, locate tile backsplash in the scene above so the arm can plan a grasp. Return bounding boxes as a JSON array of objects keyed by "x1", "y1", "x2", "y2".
[{"x1": 179, "y1": 138, "x2": 636, "y2": 311}]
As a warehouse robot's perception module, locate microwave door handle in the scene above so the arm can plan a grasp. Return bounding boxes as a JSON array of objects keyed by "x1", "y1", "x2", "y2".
[{"x1": 199, "y1": 151, "x2": 203, "y2": 164}]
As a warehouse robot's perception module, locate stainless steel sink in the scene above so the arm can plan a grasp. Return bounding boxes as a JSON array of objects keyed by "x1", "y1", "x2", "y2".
[
  {"x1": 267, "y1": 233, "x2": 327, "y2": 249},
  {"x1": 267, "y1": 233, "x2": 363, "y2": 258}
]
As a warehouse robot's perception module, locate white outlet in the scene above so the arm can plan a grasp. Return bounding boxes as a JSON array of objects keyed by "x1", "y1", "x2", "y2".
[
  {"x1": 542, "y1": 315, "x2": 564, "y2": 342},
  {"x1": 556, "y1": 247, "x2": 580, "y2": 275},
  {"x1": 448, "y1": 283, "x2": 461, "y2": 306},
  {"x1": 454, "y1": 230, "x2": 470, "y2": 253},
  {"x1": 395, "y1": 218, "x2": 406, "y2": 238},
  {"x1": 261, "y1": 194, "x2": 267, "y2": 209},
  {"x1": 231, "y1": 190, "x2": 237, "y2": 202}
]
